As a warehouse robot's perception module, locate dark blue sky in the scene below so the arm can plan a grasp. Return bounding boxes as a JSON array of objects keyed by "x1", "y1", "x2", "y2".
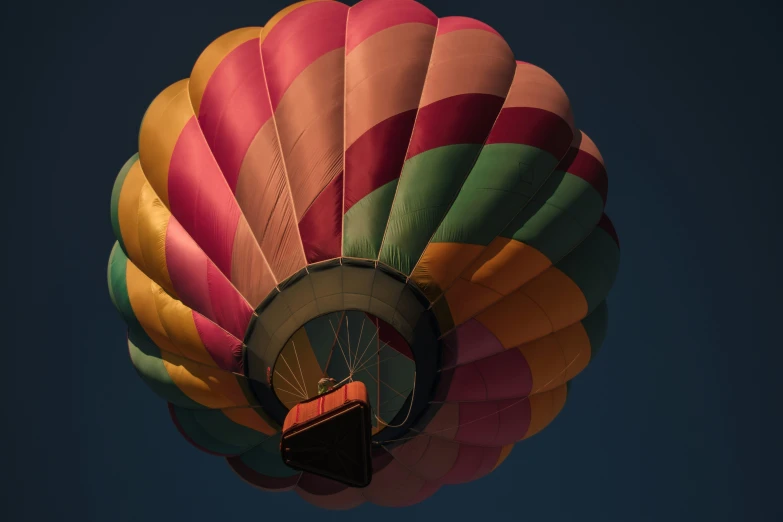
[{"x1": 2, "y1": 0, "x2": 780, "y2": 520}]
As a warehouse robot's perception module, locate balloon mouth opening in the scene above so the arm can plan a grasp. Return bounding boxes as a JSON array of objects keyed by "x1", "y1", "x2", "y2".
[
  {"x1": 243, "y1": 257, "x2": 446, "y2": 444},
  {"x1": 271, "y1": 311, "x2": 416, "y2": 435}
]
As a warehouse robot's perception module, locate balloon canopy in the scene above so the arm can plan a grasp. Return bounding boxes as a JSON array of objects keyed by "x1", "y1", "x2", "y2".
[{"x1": 108, "y1": 0, "x2": 620, "y2": 509}]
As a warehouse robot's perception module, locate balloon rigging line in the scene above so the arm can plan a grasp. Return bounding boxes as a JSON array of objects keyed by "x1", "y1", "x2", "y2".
[
  {"x1": 212, "y1": 345, "x2": 581, "y2": 431},
  {"x1": 350, "y1": 325, "x2": 380, "y2": 377},
  {"x1": 328, "y1": 318, "x2": 352, "y2": 377},
  {"x1": 291, "y1": 340, "x2": 309, "y2": 397},
  {"x1": 150, "y1": 312, "x2": 581, "y2": 444},
  {"x1": 278, "y1": 354, "x2": 307, "y2": 397},
  {"x1": 320, "y1": 313, "x2": 418, "y2": 425},
  {"x1": 322, "y1": 312, "x2": 346, "y2": 378},
  {"x1": 323, "y1": 315, "x2": 413, "y2": 408},
  {"x1": 355, "y1": 316, "x2": 366, "y2": 374},
  {"x1": 375, "y1": 386, "x2": 413, "y2": 410},
  {"x1": 361, "y1": 370, "x2": 409, "y2": 400},
  {"x1": 346, "y1": 316, "x2": 352, "y2": 373},
  {"x1": 373, "y1": 371, "x2": 417, "y2": 428},
  {"x1": 275, "y1": 385, "x2": 308, "y2": 400},
  {"x1": 328, "y1": 313, "x2": 381, "y2": 384},
  {"x1": 278, "y1": 354, "x2": 305, "y2": 395},
  {"x1": 351, "y1": 342, "x2": 396, "y2": 376},
  {"x1": 274, "y1": 369, "x2": 307, "y2": 399}
]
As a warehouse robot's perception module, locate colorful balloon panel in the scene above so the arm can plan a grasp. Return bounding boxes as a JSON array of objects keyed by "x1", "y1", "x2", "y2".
[{"x1": 107, "y1": 0, "x2": 621, "y2": 509}]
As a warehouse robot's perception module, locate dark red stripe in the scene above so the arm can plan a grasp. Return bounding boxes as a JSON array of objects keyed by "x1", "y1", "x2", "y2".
[
  {"x1": 406, "y1": 93, "x2": 505, "y2": 160},
  {"x1": 344, "y1": 109, "x2": 417, "y2": 213},
  {"x1": 226, "y1": 456, "x2": 301, "y2": 491},
  {"x1": 559, "y1": 147, "x2": 608, "y2": 204},
  {"x1": 486, "y1": 106, "x2": 573, "y2": 159},
  {"x1": 298, "y1": 173, "x2": 343, "y2": 263},
  {"x1": 597, "y1": 213, "x2": 620, "y2": 248},
  {"x1": 372, "y1": 314, "x2": 414, "y2": 359}
]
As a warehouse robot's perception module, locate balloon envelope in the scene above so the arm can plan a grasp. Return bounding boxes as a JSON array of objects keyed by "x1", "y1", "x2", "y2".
[{"x1": 108, "y1": 0, "x2": 620, "y2": 509}]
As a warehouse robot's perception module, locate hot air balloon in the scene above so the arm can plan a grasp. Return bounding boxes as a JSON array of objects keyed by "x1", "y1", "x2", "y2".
[{"x1": 107, "y1": 0, "x2": 620, "y2": 509}]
